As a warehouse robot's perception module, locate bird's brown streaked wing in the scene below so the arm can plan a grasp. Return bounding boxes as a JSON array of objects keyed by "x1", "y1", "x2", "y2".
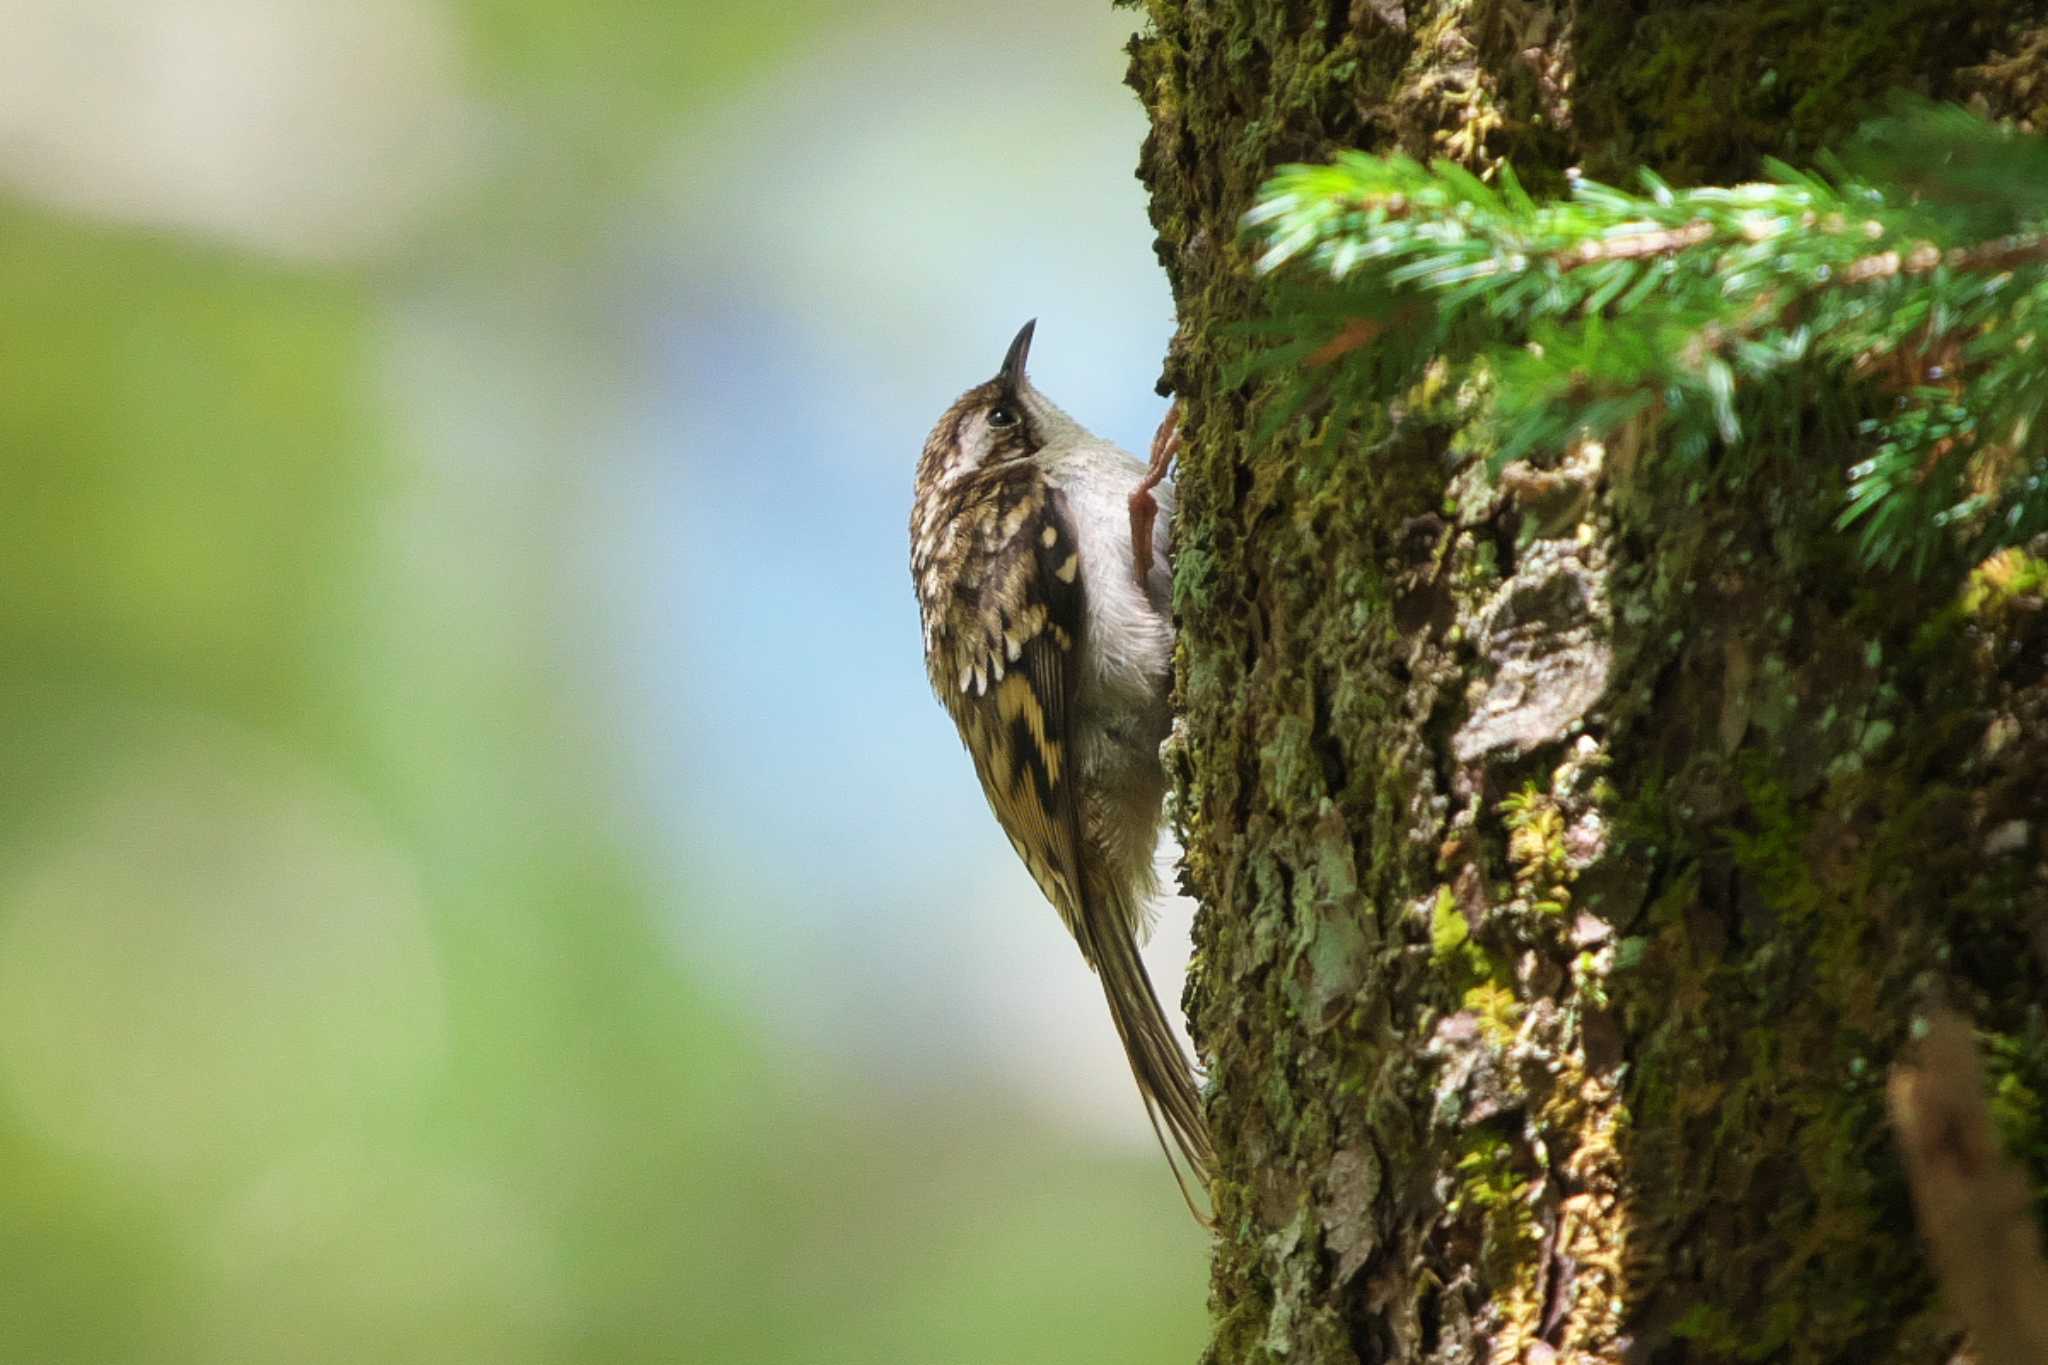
[{"x1": 940, "y1": 470, "x2": 1089, "y2": 941}]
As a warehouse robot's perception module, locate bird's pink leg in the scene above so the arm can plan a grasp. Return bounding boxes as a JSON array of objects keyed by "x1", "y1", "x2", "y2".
[{"x1": 1128, "y1": 401, "x2": 1182, "y2": 588}]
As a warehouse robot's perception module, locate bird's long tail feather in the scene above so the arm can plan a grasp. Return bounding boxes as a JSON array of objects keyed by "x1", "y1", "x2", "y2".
[{"x1": 1086, "y1": 888, "x2": 1213, "y2": 1225}]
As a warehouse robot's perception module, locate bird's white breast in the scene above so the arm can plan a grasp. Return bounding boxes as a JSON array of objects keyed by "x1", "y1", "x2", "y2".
[{"x1": 1042, "y1": 439, "x2": 1174, "y2": 715}]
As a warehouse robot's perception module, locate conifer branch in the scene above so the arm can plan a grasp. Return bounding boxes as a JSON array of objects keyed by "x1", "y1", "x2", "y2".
[{"x1": 1243, "y1": 98, "x2": 2048, "y2": 576}]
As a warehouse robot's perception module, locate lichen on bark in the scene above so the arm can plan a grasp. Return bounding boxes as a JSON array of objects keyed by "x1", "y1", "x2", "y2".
[{"x1": 1126, "y1": 2, "x2": 2048, "y2": 1361}]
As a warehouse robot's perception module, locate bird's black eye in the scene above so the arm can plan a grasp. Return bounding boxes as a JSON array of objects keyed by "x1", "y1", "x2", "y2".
[{"x1": 987, "y1": 404, "x2": 1017, "y2": 428}]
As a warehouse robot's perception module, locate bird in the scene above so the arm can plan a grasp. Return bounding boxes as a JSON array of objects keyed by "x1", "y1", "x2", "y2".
[{"x1": 908, "y1": 319, "x2": 1210, "y2": 1214}]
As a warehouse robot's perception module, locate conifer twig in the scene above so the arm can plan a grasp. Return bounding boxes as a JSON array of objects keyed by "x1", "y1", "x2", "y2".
[{"x1": 1241, "y1": 102, "x2": 2048, "y2": 575}]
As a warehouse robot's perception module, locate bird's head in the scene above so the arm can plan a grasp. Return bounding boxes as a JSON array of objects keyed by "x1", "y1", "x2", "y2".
[{"x1": 914, "y1": 320, "x2": 1087, "y2": 493}]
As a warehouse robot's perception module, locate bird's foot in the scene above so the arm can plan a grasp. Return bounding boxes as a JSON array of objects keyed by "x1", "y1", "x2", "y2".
[{"x1": 1129, "y1": 401, "x2": 1182, "y2": 588}]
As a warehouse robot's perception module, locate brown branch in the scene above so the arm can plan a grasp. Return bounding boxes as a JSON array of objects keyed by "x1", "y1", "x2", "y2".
[
  {"x1": 1544, "y1": 218, "x2": 2048, "y2": 281},
  {"x1": 1306, "y1": 303, "x2": 1430, "y2": 367},
  {"x1": 1307, "y1": 317, "x2": 1391, "y2": 367},
  {"x1": 1548, "y1": 216, "x2": 2048, "y2": 287},
  {"x1": 1555, "y1": 220, "x2": 1715, "y2": 271},
  {"x1": 1950, "y1": 234, "x2": 2048, "y2": 275},
  {"x1": 1844, "y1": 243, "x2": 1945, "y2": 284},
  {"x1": 1350, "y1": 193, "x2": 1413, "y2": 221},
  {"x1": 1888, "y1": 1008, "x2": 2048, "y2": 1365},
  {"x1": 1846, "y1": 233, "x2": 2048, "y2": 285}
]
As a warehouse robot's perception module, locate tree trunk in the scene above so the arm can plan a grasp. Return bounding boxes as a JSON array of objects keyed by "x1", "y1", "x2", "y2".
[{"x1": 1126, "y1": 3, "x2": 2048, "y2": 1361}]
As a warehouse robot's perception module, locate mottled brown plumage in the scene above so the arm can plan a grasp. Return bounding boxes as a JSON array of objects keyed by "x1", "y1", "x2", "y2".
[{"x1": 909, "y1": 322, "x2": 1211, "y2": 1216}]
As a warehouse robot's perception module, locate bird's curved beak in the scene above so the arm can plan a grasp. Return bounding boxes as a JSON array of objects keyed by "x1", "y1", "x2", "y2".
[{"x1": 998, "y1": 319, "x2": 1036, "y2": 399}]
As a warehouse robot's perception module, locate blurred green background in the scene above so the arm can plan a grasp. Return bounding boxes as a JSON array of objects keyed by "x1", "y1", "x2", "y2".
[{"x1": 0, "y1": 1, "x2": 1206, "y2": 1360}]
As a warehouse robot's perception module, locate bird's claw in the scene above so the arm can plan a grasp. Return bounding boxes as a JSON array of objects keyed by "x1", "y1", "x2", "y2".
[{"x1": 1129, "y1": 401, "x2": 1182, "y2": 588}]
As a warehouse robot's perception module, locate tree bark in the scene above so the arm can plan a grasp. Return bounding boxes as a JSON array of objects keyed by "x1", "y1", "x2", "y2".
[{"x1": 1125, "y1": 3, "x2": 2048, "y2": 1361}]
